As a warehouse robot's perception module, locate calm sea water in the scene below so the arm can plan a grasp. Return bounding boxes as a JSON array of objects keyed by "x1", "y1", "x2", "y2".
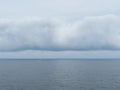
[{"x1": 0, "y1": 60, "x2": 120, "y2": 90}]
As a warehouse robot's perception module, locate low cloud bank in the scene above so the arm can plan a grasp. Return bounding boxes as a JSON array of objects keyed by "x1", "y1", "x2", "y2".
[{"x1": 0, "y1": 15, "x2": 120, "y2": 51}]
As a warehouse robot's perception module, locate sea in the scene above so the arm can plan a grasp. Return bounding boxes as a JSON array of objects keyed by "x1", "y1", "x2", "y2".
[{"x1": 0, "y1": 59, "x2": 120, "y2": 90}]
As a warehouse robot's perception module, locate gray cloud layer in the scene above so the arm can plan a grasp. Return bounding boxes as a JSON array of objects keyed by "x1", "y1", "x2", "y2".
[{"x1": 0, "y1": 15, "x2": 120, "y2": 51}]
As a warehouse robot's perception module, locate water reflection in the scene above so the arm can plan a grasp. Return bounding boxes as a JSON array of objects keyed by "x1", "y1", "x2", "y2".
[{"x1": 0, "y1": 60, "x2": 119, "y2": 90}]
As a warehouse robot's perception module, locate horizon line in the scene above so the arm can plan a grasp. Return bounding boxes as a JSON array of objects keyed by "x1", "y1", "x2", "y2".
[{"x1": 0, "y1": 58, "x2": 120, "y2": 60}]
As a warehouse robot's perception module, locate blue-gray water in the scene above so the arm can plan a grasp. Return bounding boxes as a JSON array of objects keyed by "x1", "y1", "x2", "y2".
[{"x1": 0, "y1": 60, "x2": 120, "y2": 90}]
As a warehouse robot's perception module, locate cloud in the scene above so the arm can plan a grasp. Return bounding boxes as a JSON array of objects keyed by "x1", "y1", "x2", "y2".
[{"x1": 0, "y1": 15, "x2": 120, "y2": 51}]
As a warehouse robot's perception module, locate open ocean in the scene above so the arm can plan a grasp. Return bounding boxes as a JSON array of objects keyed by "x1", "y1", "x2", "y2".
[{"x1": 0, "y1": 59, "x2": 120, "y2": 90}]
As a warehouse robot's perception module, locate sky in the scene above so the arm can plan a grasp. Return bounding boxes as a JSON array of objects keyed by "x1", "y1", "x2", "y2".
[
  {"x1": 0, "y1": 0, "x2": 120, "y2": 58},
  {"x1": 0, "y1": 0, "x2": 120, "y2": 18}
]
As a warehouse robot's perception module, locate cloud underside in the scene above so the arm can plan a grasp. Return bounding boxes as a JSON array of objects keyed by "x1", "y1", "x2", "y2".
[{"x1": 0, "y1": 15, "x2": 120, "y2": 51}]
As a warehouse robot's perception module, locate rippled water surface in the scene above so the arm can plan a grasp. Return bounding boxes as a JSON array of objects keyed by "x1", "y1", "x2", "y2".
[{"x1": 0, "y1": 60, "x2": 120, "y2": 90}]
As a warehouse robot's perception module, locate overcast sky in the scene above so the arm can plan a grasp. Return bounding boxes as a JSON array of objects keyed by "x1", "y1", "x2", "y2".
[
  {"x1": 0, "y1": 0, "x2": 120, "y2": 58},
  {"x1": 0, "y1": 0, "x2": 120, "y2": 18}
]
